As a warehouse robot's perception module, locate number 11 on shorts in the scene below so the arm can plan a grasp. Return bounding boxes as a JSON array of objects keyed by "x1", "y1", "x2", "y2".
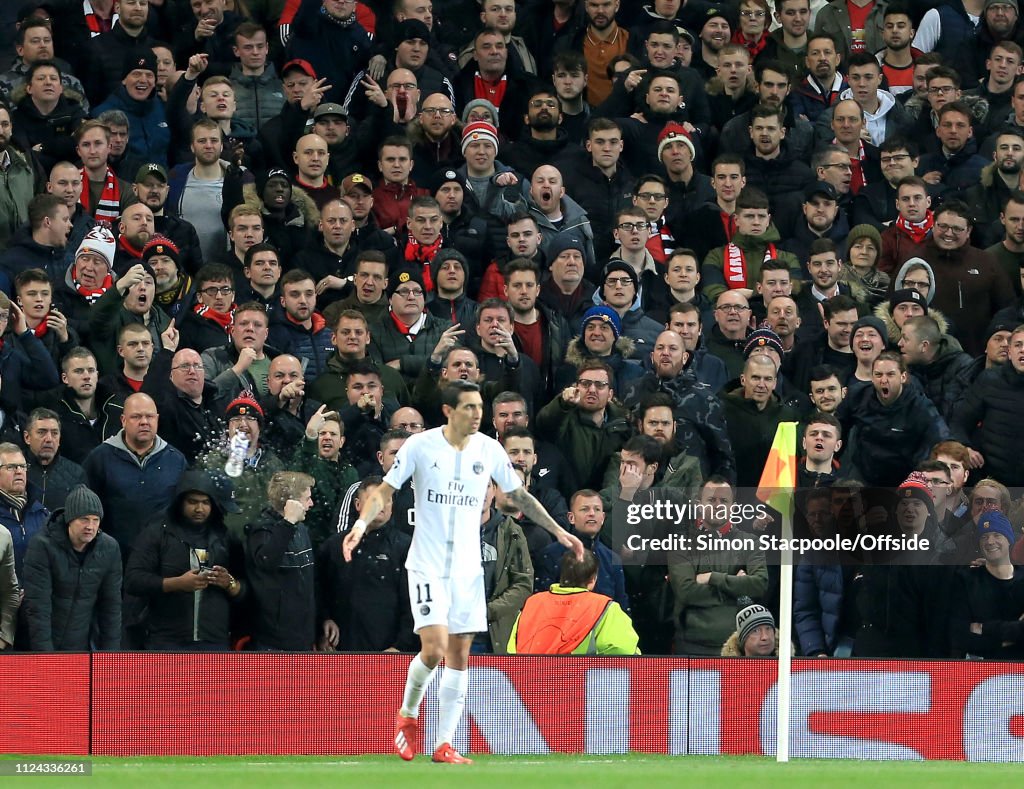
[{"x1": 415, "y1": 583, "x2": 433, "y2": 605}]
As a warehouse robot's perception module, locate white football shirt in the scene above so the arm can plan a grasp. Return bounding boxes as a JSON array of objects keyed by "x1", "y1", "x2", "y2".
[{"x1": 383, "y1": 427, "x2": 522, "y2": 578}]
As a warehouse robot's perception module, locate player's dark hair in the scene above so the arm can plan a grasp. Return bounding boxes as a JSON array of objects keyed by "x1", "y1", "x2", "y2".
[
  {"x1": 441, "y1": 380, "x2": 480, "y2": 410},
  {"x1": 805, "y1": 411, "x2": 842, "y2": 439},
  {"x1": 500, "y1": 425, "x2": 535, "y2": 446}
]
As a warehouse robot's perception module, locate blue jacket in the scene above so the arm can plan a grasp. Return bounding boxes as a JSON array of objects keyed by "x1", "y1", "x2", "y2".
[
  {"x1": 794, "y1": 563, "x2": 845, "y2": 656},
  {"x1": 93, "y1": 86, "x2": 170, "y2": 168},
  {"x1": 0, "y1": 329, "x2": 61, "y2": 415},
  {"x1": 82, "y1": 432, "x2": 188, "y2": 555},
  {"x1": 536, "y1": 534, "x2": 630, "y2": 613},
  {"x1": 0, "y1": 488, "x2": 49, "y2": 580},
  {"x1": 268, "y1": 313, "x2": 335, "y2": 380}
]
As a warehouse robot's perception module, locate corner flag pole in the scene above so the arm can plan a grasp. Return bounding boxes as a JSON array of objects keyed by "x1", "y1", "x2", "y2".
[{"x1": 755, "y1": 422, "x2": 798, "y2": 763}]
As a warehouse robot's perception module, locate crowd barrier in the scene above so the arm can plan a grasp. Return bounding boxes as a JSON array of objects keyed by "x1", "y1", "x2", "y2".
[{"x1": 3, "y1": 654, "x2": 1023, "y2": 760}]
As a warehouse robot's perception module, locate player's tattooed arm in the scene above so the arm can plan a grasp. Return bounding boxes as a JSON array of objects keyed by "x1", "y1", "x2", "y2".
[
  {"x1": 342, "y1": 482, "x2": 397, "y2": 562},
  {"x1": 505, "y1": 487, "x2": 585, "y2": 559}
]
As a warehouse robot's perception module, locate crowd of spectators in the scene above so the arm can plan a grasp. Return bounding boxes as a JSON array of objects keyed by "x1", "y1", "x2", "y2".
[{"x1": 0, "y1": 0, "x2": 1022, "y2": 658}]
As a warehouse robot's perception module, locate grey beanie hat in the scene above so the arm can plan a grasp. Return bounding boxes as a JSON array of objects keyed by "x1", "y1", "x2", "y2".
[
  {"x1": 65, "y1": 485, "x2": 104, "y2": 522},
  {"x1": 461, "y1": 98, "x2": 500, "y2": 125}
]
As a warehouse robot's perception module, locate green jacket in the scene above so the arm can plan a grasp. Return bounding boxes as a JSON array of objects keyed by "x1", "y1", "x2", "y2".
[
  {"x1": 701, "y1": 225, "x2": 802, "y2": 301},
  {"x1": 306, "y1": 351, "x2": 410, "y2": 413},
  {"x1": 88, "y1": 283, "x2": 171, "y2": 375},
  {"x1": 507, "y1": 585, "x2": 641, "y2": 655},
  {"x1": 486, "y1": 514, "x2": 534, "y2": 655},
  {"x1": 669, "y1": 525, "x2": 769, "y2": 655},
  {"x1": 369, "y1": 311, "x2": 447, "y2": 388},
  {"x1": 0, "y1": 147, "x2": 35, "y2": 251},
  {"x1": 288, "y1": 437, "x2": 358, "y2": 551},
  {"x1": 534, "y1": 395, "x2": 632, "y2": 489}
]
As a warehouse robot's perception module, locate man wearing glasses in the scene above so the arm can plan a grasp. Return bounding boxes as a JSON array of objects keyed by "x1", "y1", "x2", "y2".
[
  {"x1": 920, "y1": 201, "x2": 1014, "y2": 355},
  {"x1": 369, "y1": 265, "x2": 445, "y2": 387},
  {"x1": 607, "y1": 207, "x2": 659, "y2": 309},
  {"x1": 0, "y1": 443, "x2": 49, "y2": 589},
  {"x1": 179, "y1": 263, "x2": 238, "y2": 353},
  {"x1": 409, "y1": 95, "x2": 461, "y2": 183},
  {"x1": 536, "y1": 358, "x2": 631, "y2": 489},
  {"x1": 851, "y1": 136, "x2": 920, "y2": 228}
]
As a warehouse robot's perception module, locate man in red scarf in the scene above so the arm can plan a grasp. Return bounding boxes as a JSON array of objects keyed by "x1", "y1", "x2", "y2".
[
  {"x1": 57, "y1": 224, "x2": 116, "y2": 344},
  {"x1": 879, "y1": 176, "x2": 933, "y2": 275},
  {"x1": 75, "y1": 121, "x2": 131, "y2": 223},
  {"x1": 178, "y1": 263, "x2": 237, "y2": 353},
  {"x1": 402, "y1": 196, "x2": 445, "y2": 292}
]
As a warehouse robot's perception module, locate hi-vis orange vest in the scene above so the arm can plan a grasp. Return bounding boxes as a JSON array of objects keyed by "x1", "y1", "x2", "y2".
[{"x1": 513, "y1": 587, "x2": 612, "y2": 655}]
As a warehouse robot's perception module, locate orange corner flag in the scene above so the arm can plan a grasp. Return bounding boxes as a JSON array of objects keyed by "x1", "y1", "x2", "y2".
[{"x1": 756, "y1": 422, "x2": 798, "y2": 517}]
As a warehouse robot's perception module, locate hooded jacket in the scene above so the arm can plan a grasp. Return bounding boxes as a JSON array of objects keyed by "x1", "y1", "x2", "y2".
[
  {"x1": 556, "y1": 335, "x2": 644, "y2": 396},
  {"x1": 23, "y1": 510, "x2": 122, "y2": 651},
  {"x1": 123, "y1": 470, "x2": 240, "y2": 649},
  {"x1": 82, "y1": 431, "x2": 188, "y2": 554}
]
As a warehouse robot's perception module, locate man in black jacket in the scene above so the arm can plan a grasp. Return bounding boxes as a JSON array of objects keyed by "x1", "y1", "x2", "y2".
[
  {"x1": 244, "y1": 470, "x2": 316, "y2": 651},
  {"x1": 23, "y1": 485, "x2": 121, "y2": 651},
  {"x1": 124, "y1": 469, "x2": 243, "y2": 651},
  {"x1": 22, "y1": 406, "x2": 85, "y2": 512},
  {"x1": 317, "y1": 475, "x2": 416, "y2": 652}
]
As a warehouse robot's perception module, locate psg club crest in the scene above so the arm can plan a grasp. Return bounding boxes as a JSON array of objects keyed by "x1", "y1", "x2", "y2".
[
  {"x1": 420, "y1": 605, "x2": 430, "y2": 615},
  {"x1": 473, "y1": 462, "x2": 484, "y2": 475}
]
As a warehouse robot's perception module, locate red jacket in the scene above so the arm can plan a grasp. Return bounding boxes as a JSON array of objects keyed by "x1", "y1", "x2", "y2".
[{"x1": 370, "y1": 181, "x2": 429, "y2": 235}]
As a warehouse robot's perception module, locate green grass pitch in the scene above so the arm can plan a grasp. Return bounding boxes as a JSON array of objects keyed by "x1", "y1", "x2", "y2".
[{"x1": 2, "y1": 754, "x2": 1020, "y2": 788}]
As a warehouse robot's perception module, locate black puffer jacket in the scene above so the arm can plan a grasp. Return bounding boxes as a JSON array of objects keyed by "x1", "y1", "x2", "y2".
[
  {"x1": 950, "y1": 362, "x2": 1024, "y2": 487},
  {"x1": 23, "y1": 511, "x2": 122, "y2": 651},
  {"x1": 244, "y1": 506, "x2": 316, "y2": 651},
  {"x1": 908, "y1": 336, "x2": 974, "y2": 424},
  {"x1": 742, "y1": 142, "x2": 816, "y2": 204},
  {"x1": 840, "y1": 382, "x2": 950, "y2": 487},
  {"x1": 124, "y1": 470, "x2": 241, "y2": 650}
]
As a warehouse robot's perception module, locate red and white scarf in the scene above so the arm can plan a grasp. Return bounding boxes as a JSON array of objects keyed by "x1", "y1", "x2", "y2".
[
  {"x1": 80, "y1": 167, "x2": 121, "y2": 223},
  {"x1": 72, "y1": 266, "x2": 113, "y2": 304},
  {"x1": 194, "y1": 302, "x2": 235, "y2": 334},
  {"x1": 895, "y1": 211, "x2": 934, "y2": 245},
  {"x1": 724, "y1": 242, "x2": 777, "y2": 288}
]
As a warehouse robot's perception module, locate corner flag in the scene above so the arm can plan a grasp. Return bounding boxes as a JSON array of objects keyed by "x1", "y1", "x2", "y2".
[
  {"x1": 756, "y1": 422, "x2": 798, "y2": 517},
  {"x1": 755, "y1": 421, "x2": 799, "y2": 763}
]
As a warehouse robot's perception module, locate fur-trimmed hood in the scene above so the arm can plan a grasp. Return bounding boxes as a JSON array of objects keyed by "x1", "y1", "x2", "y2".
[
  {"x1": 874, "y1": 301, "x2": 949, "y2": 343},
  {"x1": 722, "y1": 631, "x2": 780, "y2": 657},
  {"x1": 904, "y1": 91, "x2": 989, "y2": 125},
  {"x1": 266, "y1": 182, "x2": 320, "y2": 227},
  {"x1": 564, "y1": 335, "x2": 635, "y2": 368}
]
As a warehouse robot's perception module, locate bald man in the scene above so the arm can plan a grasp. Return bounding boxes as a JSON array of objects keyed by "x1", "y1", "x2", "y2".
[
  {"x1": 293, "y1": 133, "x2": 340, "y2": 210},
  {"x1": 82, "y1": 391, "x2": 188, "y2": 555},
  {"x1": 260, "y1": 353, "x2": 323, "y2": 457}
]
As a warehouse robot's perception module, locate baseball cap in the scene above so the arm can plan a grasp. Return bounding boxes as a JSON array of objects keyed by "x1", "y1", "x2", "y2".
[
  {"x1": 313, "y1": 102, "x2": 348, "y2": 120},
  {"x1": 282, "y1": 59, "x2": 316, "y2": 79},
  {"x1": 342, "y1": 173, "x2": 374, "y2": 194},
  {"x1": 804, "y1": 181, "x2": 840, "y2": 203},
  {"x1": 135, "y1": 163, "x2": 168, "y2": 183}
]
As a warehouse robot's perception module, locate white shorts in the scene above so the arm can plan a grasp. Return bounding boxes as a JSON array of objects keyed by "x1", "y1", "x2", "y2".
[{"x1": 408, "y1": 569, "x2": 486, "y2": 635}]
